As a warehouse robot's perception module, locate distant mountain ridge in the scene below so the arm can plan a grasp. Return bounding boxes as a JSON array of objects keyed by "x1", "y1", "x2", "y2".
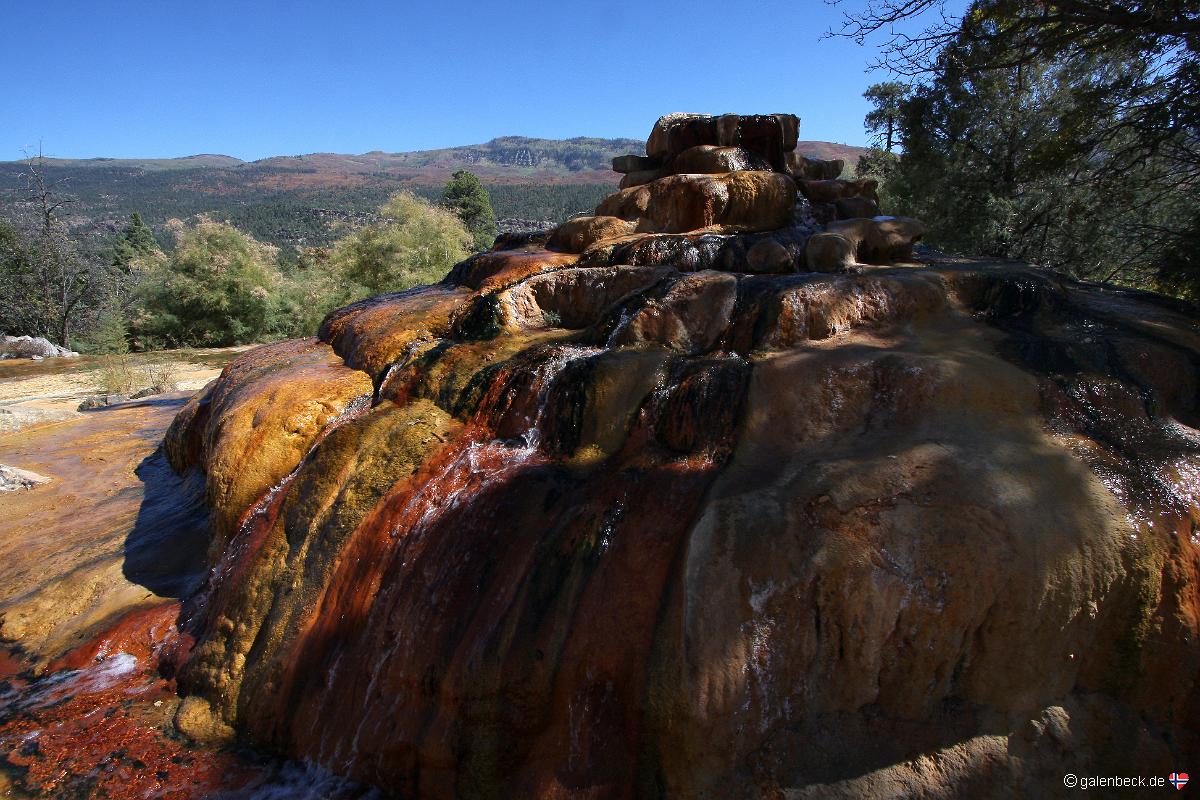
[{"x1": 20, "y1": 136, "x2": 868, "y2": 183}]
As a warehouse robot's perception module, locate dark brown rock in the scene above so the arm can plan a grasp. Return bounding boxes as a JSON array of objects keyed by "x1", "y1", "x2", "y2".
[
  {"x1": 799, "y1": 178, "x2": 880, "y2": 205},
  {"x1": 670, "y1": 145, "x2": 773, "y2": 175},
  {"x1": 645, "y1": 113, "x2": 800, "y2": 171},
  {"x1": 836, "y1": 196, "x2": 883, "y2": 219},
  {"x1": 612, "y1": 154, "x2": 660, "y2": 173}
]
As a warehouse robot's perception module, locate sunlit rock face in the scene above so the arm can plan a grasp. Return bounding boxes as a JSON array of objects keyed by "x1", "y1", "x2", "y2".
[{"x1": 164, "y1": 114, "x2": 1200, "y2": 797}]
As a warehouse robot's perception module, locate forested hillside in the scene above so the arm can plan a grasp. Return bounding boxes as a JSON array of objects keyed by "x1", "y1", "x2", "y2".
[{"x1": 0, "y1": 136, "x2": 868, "y2": 250}]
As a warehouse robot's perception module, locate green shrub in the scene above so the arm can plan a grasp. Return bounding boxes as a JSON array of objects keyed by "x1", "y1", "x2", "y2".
[
  {"x1": 135, "y1": 221, "x2": 281, "y2": 348},
  {"x1": 329, "y1": 192, "x2": 472, "y2": 296}
]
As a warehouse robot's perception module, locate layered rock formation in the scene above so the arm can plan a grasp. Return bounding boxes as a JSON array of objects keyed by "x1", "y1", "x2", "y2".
[{"x1": 163, "y1": 113, "x2": 1200, "y2": 797}]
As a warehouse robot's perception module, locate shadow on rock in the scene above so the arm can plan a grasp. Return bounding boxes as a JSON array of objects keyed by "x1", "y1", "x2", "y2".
[{"x1": 123, "y1": 447, "x2": 209, "y2": 599}]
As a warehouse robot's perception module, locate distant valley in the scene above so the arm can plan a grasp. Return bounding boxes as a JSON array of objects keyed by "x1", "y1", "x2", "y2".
[{"x1": 0, "y1": 136, "x2": 869, "y2": 251}]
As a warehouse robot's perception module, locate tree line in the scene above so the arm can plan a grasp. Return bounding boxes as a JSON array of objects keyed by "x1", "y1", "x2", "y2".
[
  {"x1": 843, "y1": 0, "x2": 1200, "y2": 296},
  {"x1": 0, "y1": 165, "x2": 499, "y2": 351}
]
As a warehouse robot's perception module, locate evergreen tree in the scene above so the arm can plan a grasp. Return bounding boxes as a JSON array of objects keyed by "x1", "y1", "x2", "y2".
[
  {"x1": 441, "y1": 170, "x2": 498, "y2": 251},
  {"x1": 862, "y1": 82, "x2": 911, "y2": 152},
  {"x1": 88, "y1": 305, "x2": 131, "y2": 355},
  {"x1": 836, "y1": 0, "x2": 1200, "y2": 291},
  {"x1": 112, "y1": 212, "x2": 157, "y2": 269},
  {"x1": 855, "y1": 148, "x2": 901, "y2": 211},
  {"x1": 0, "y1": 222, "x2": 35, "y2": 336},
  {"x1": 883, "y1": 35, "x2": 1193, "y2": 286}
]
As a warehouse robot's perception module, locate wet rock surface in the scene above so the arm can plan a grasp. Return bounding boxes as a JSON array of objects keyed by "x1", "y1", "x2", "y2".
[{"x1": 0, "y1": 395, "x2": 210, "y2": 663}]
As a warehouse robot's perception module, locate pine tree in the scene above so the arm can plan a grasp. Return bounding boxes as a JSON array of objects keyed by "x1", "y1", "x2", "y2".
[
  {"x1": 441, "y1": 170, "x2": 498, "y2": 251},
  {"x1": 863, "y1": 82, "x2": 911, "y2": 152},
  {"x1": 113, "y1": 212, "x2": 158, "y2": 269}
]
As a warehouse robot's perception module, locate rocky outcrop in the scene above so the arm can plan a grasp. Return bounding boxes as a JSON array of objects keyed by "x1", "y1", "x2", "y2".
[
  {"x1": 161, "y1": 113, "x2": 1200, "y2": 798},
  {"x1": 547, "y1": 111, "x2": 921, "y2": 272},
  {"x1": 1, "y1": 336, "x2": 78, "y2": 360},
  {"x1": 788, "y1": 152, "x2": 845, "y2": 180}
]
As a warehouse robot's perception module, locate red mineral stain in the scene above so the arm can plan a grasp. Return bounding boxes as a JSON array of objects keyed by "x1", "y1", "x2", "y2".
[{"x1": 0, "y1": 604, "x2": 273, "y2": 799}]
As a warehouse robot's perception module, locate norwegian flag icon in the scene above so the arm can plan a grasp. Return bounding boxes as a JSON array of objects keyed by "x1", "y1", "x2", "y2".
[{"x1": 1170, "y1": 772, "x2": 1190, "y2": 790}]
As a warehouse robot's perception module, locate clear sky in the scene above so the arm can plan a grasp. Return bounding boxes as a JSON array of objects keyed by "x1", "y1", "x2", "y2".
[{"x1": 0, "y1": 0, "x2": 955, "y2": 161}]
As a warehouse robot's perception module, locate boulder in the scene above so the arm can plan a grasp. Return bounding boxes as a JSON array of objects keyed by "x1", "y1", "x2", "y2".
[
  {"x1": 78, "y1": 394, "x2": 130, "y2": 410},
  {"x1": 745, "y1": 237, "x2": 795, "y2": 273},
  {"x1": 131, "y1": 384, "x2": 176, "y2": 399},
  {"x1": 596, "y1": 172, "x2": 796, "y2": 234},
  {"x1": 670, "y1": 145, "x2": 773, "y2": 175},
  {"x1": 0, "y1": 405, "x2": 80, "y2": 432},
  {"x1": 836, "y1": 196, "x2": 883, "y2": 219},
  {"x1": 546, "y1": 215, "x2": 637, "y2": 254},
  {"x1": 788, "y1": 154, "x2": 845, "y2": 180},
  {"x1": 799, "y1": 177, "x2": 880, "y2": 205},
  {"x1": 0, "y1": 335, "x2": 78, "y2": 359},
  {"x1": 0, "y1": 464, "x2": 51, "y2": 492},
  {"x1": 826, "y1": 215, "x2": 927, "y2": 264},
  {"x1": 805, "y1": 231, "x2": 856, "y2": 272}
]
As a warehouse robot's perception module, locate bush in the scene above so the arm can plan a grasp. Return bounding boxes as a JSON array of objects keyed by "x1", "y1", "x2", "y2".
[
  {"x1": 142, "y1": 359, "x2": 179, "y2": 393},
  {"x1": 329, "y1": 192, "x2": 473, "y2": 296},
  {"x1": 442, "y1": 170, "x2": 498, "y2": 251},
  {"x1": 96, "y1": 354, "x2": 138, "y2": 395},
  {"x1": 135, "y1": 221, "x2": 282, "y2": 348}
]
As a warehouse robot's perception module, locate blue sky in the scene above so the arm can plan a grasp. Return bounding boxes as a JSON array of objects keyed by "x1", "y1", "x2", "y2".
[{"x1": 0, "y1": 0, "x2": 960, "y2": 161}]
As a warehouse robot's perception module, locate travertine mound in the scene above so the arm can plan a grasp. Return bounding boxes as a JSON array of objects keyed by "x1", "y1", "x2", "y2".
[
  {"x1": 529, "y1": 111, "x2": 924, "y2": 274},
  {"x1": 163, "y1": 114, "x2": 1200, "y2": 798}
]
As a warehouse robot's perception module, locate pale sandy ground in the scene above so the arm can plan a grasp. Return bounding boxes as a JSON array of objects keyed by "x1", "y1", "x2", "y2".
[{"x1": 0, "y1": 345, "x2": 253, "y2": 419}]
